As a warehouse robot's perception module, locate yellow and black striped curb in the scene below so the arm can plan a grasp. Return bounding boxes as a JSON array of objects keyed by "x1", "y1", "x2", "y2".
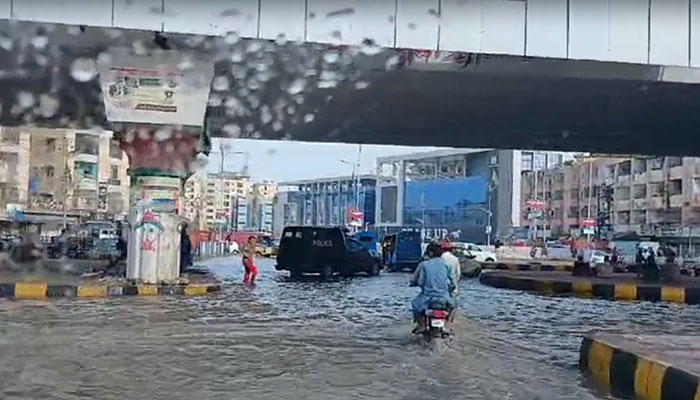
[
  {"x1": 0, "y1": 281, "x2": 222, "y2": 300},
  {"x1": 580, "y1": 335, "x2": 700, "y2": 400},
  {"x1": 479, "y1": 272, "x2": 700, "y2": 304},
  {"x1": 478, "y1": 262, "x2": 573, "y2": 272}
]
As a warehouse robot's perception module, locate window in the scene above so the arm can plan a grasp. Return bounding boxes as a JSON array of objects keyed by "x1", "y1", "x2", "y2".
[
  {"x1": 667, "y1": 157, "x2": 683, "y2": 168},
  {"x1": 570, "y1": 189, "x2": 579, "y2": 200},
  {"x1": 74, "y1": 161, "x2": 97, "y2": 182},
  {"x1": 110, "y1": 165, "x2": 119, "y2": 180},
  {"x1": 669, "y1": 179, "x2": 683, "y2": 196},
  {"x1": 109, "y1": 139, "x2": 122, "y2": 159},
  {"x1": 1, "y1": 129, "x2": 19, "y2": 144},
  {"x1": 46, "y1": 138, "x2": 56, "y2": 152},
  {"x1": 0, "y1": 152, "x2": 18, "y2": 175},
  {"x1": 42, "y1": 166, "x2": 54, "y2": 178},
  {"x1": 74, "y1": 133, "x2": 98, "y2": 155}
]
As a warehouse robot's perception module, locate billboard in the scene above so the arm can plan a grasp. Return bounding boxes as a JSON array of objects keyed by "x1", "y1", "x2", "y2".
[
  {"x1": 98, "y1": 50, "x2": 215, "y2": 126},
  {"x1": 403, "y1": 176, "x2": 489, "y2": 243}
]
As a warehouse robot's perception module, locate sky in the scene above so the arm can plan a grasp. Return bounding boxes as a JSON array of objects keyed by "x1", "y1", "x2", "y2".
[{"x1": 206, "y1": 138, "x2": 445, "y2": 183}]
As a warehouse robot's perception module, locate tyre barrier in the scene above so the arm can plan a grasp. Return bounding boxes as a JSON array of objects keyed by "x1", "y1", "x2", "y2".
[
  {"x1": 479, "y1": 271, "x2": 700, "y2": 304},
  {"x1": 580, "y1": 335, "x2": 700, "y2": 400},
  {"x1": 0, "y1": 281, "x2": 222, "y2": 300},
  {"x1": 479, "y1": 261, "x2": 573, "y2": 272}
]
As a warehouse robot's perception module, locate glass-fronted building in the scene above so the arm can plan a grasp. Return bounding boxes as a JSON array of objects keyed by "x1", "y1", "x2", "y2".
[
  {"x1": 276, "y1": 175, "x2": 376, "y2": 230},
  {"x1": 376, "y1": 149, "x2": 573, "y2": 244}
]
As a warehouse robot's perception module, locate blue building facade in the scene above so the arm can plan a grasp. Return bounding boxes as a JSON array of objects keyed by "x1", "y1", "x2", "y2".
[
  {"x1": 375, "y1": 149, "x2": 518, "y2": 244},
  {"x1": 281, "y1": 176, "x2": 376, "y2": 229}
]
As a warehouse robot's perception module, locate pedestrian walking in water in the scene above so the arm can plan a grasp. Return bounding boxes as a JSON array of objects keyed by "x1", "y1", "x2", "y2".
[
  {"x1": 241, "y1": 236, "x2": 258, "y2": 283},
  {"x1": 180, "y1": 222, "x2": 192, "y2": 275}
]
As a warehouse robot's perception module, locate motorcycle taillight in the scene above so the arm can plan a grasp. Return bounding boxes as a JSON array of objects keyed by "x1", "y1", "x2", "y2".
[{"x1": 431, "y1": 310, "x2": 447, "y2": 319}]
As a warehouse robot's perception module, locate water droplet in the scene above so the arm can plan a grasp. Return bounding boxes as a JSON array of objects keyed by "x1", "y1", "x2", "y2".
[
  {"x1": 407, "y1": 22, "x2": 417, "y2": 30},
  {"x1": 155, "y1": 128, "x2": 173, "y2": 141},
  {"x1": 428, "y1": 9, "x2": 441, "y2": 19},
  {"x1": 304, "y1": 113, "x2": 315, "y2": 123},
  {"x1": 70, "y1": 58, "x2": 98, "y2": 82},
  {"x1": 260, "y1": 106, "x2": 272, "y2": 124},
  {"x1": 38, "y1": 93, "x2": 58, "y2": 118},
  {"x1": 354, "y1": 81, "x2": 369, "y2": 90},
  {"x1": 308, "y1": 11, "x2": 317, "y2": 19},
  {"x1": 323, "y1": 51, "x2": 340, "y2": 64},
  {"x1": 230, "y1": 49, "x2": 244, "y2": 63},
  {"x1": 0, "y1": 36, "x2": 12, "y2": 51},
  {"x1": 245, "y1": 124, "x2": 254, "y2": 134},
  {"x1": 208, "y1": 95, "x2": 223, "y2": 107},
  {"x1": 327, "y1": 8, "x2": 355, "y2": 18},
  {"x1": 223, "y1": 124, "x2": 241, "y2": 138},
  {"x1": 385, "y1": 55, "x2": 399, "y2": 70},
  {"x1": 212, "y1": 76, "x2": 230, "y2": 91},
  {"x1": 287, "y1": 78, "x2": 306, "y2": 95},
  {"x1": 225, "y1": 31, "x2": 240, "y2": 44},
  {"x1": 220, "y1": 8, "x2": 240, "y2": 17},
  {"x1": 231, "y1": 65, "x2": 247, "y2": 80},
  {"x1": 97, "y1": 52, "x2": 113, "y2": 65},
  {"x1": 247, "y1": 78, "x2": 261, "y2": 91},
  {"x1": 272, "y1": 121, "x2": 283, "y2": 132},
  {"x1": 248, "y1": 96, "x2": 260, "y2": 109},
  {"x1": 67, "y1": 25, "x2": 83, "y2": 36},
  {"x1": 31, "y1": 35, "x2": 48, "y2": 50},
  {"x1": 388, "y1": 15, "x2": 395, "y2": 23},
  {"x1": 252, "y1": 131, "x2": 262, "y2": 139},
  {"x1": 330, "y1": 30, "x2": 342, "y2": 40},
  {"x1": 16, "y1": 91, "x2": 35, "y2": 109},
  {"x1": 132, "y1": 40, "x2": 147, "y2": 55},
  {"x1": 360, "y1": 39, "x2": 382, "y2": 56},
  {"x1": 275, "y1": 33, "x2": 287, "y2": 46},
  {"x1": 247, "y1": 41, "x2": 262, "y2": 54},
  {"x1": 286, "y1": 105, "x2": 296, "y2": 115}
]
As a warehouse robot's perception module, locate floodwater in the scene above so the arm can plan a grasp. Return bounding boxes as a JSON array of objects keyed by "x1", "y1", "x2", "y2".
[{"x1": 1, "y1": 257, "x2": 699, "y2": 400}]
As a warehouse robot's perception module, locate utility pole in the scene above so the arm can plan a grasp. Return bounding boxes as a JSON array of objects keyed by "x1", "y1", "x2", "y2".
[{"x1": 62, "y1": 134, "x2": 70, "y2": 230}]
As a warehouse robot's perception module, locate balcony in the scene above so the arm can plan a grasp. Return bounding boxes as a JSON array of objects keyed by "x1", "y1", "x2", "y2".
[
  {"x1": 647, "y1": 197, "x2": 664, "y2": 209},
  {"x1": 617, "y1": 174, "x2": 631, "y2": 183},
  {"x1": 670, "y1": 166, "x2": 685, "y2": 180},
  {"x1": 109, "y1": 179, "x2": 121, "y2": 186},
  {"x1": 615, "y1": 200, "x2": 631, "y2": 211},
  {"x1": 648, "y1": 169, "x2": 664, "y2": 182},
  {"x1": 670, "y1": 194, "x2": 688, "y2": 208},
  {"x1": 632, "y1": 199, "x2": 647, "y2": 209}
]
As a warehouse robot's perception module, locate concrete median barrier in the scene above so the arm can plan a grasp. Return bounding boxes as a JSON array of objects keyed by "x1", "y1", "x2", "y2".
[
  {"x1": 479, "y1": 270, "x2": 700, "y2": 304},
  {"x1": 580, "y1": 334, "x2": 700, "y2": 400},
  {"x1": 0, "y1": 280, "x2": 221, "y2": 300}
]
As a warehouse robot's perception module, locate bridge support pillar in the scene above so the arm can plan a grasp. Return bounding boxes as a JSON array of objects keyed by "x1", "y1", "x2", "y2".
[{"x1": 118, "y1": 125, "x2": 202, "y2": 283}]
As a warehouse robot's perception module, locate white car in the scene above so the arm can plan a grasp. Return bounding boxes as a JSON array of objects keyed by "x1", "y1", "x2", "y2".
[{"x1": 452, "y1": 242, "x2": 498, "y2": 262}]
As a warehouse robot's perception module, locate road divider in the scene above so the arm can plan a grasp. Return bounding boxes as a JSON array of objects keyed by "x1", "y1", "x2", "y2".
[
  {"x1": 580, "y1": 334, "x2": 700, "y2": 400},
  {"x1": 479, "y1": 270, "x2": 700, "y2": 304},
  {"x1": 0, "y1": 281, "x2": 222, "y2": 300},
  {"x1": 479, "y1": 261, "x2": 573, "y2": 272}
]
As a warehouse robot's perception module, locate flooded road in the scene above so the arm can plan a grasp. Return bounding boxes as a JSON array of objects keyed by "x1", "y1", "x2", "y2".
[{"x1": 1, "y1": 257, "x2": 699, "y2": 400}]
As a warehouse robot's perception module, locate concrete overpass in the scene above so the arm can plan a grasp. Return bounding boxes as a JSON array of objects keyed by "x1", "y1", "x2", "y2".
[
  {"x1": 7, "y1": 0, "x2": 700, "y2": 68},
  {"x1": 0, "y1": 3, "x2": 698, "y2": 157}
]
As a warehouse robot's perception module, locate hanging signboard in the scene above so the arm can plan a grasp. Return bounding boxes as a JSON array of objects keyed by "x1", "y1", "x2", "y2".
[{"x1": 98, "y1": 49, "x2": 215, "y2": 126}]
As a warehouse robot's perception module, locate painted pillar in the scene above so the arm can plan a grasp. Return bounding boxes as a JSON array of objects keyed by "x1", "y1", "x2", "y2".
[{"x1": 120, "y1": 127, "x2": 201, "y2": 283}]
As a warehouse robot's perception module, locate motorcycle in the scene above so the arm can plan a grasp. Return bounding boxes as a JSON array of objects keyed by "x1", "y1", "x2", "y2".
[{"x1": 415, "y1": 298, "x2": 452, "y2": 341}]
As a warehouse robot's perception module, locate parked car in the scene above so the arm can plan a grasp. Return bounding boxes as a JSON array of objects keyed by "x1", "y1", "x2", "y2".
[
  {"x1": 275, "y1": 226, "x2": 381, "y2": 278},
  {"x1": 451, "y1": 242, "x2": 497, "y2": 262},
  {"x1": 587, "y1": 250, "x2": 611, "y2": 266}
]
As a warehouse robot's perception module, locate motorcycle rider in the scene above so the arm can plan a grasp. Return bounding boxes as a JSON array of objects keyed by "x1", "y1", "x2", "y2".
[{"x1": 410, "y1": 242, "x2": 455, "y2": 333}]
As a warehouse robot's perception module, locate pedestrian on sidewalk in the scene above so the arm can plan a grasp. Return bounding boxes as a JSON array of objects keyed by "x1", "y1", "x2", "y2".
[{"x1": 241, "y1": 236, "x2": 258, "y2": 283}]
